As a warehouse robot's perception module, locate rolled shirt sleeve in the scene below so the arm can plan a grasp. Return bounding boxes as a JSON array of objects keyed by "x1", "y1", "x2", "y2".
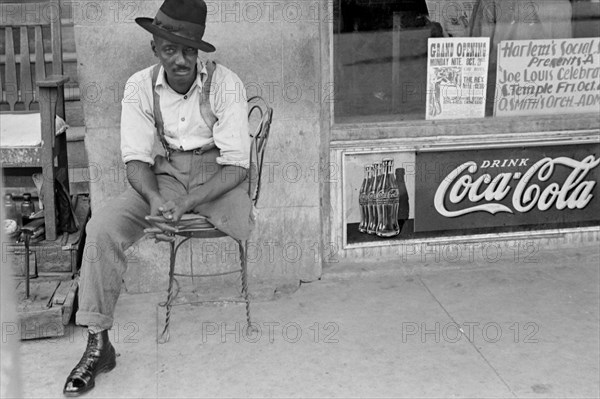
[
  {"x1": 120, "y1": 69, "x2": 157, "y2": 165},
  {"x1": 210, "y1": 65, "x2": 250, "y2": 169}
]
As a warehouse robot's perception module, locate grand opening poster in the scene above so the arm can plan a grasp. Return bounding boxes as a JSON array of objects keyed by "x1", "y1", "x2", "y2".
[{"x1": 426, "y1": 37, "x2": 490, "y2": 120}]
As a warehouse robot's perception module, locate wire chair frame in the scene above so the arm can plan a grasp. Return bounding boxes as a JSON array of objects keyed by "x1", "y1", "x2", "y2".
[
  {"x1": 155, "y1": 96, "x2": 273, "y2": 343},
  {"x1": 247, "y1": 95, "x2": 273, "y2": 205}
]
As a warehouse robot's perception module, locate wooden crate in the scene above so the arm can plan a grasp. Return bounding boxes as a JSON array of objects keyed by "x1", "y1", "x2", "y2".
[{"x1": 16, "y1": 277, "x2": 78, "y2": 340}]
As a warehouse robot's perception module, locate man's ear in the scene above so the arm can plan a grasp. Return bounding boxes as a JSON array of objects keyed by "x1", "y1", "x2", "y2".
[{"x1": 151, "y1": 40, "x2": 157, "y2": 57}]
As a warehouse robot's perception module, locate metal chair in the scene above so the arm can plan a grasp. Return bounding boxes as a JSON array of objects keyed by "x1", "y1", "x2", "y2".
[{"x1": 148, "y1": 96, "x2": 273, "y2": 343}]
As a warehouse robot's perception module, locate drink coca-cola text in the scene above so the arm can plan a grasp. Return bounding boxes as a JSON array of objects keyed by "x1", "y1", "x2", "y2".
[{"x1": 434, "y1": 155, "x2": 600, "y2": 217}]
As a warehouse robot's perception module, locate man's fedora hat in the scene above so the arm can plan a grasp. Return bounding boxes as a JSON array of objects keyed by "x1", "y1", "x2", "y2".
[{"x1": 136, "y1": 0, "x2": 215, "y2": 53}]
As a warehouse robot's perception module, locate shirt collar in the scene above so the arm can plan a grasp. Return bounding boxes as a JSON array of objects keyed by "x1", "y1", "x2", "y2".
[{"x1": 155, "y1": 59, "x2": 208, "y2": 91}]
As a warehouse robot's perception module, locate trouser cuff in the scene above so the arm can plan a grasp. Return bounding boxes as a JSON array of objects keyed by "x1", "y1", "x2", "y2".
[{"x1": 76, "y1": 311, "x2": 114, "y2": 331}]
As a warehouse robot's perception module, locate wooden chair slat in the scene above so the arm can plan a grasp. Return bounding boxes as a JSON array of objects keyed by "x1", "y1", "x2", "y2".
[
  {"x1": 0, "y1": 59, "x2": 3, "y2": 103},
  {"x1": 0, "y1": 52, "x2": 74, "y2": 65},
  {"x1": 34, "y1": 26, "x2": 45, "y2": 80},
  {"x1": 34, "y1": 25, "x2": 45, "y2": 102},
  {"x1": 4, "y1": 27, "x2": 18, "y2": 111},
  {"x1": 49, "y1": 0, "x2": 63, "y2": 75},
  {"x1": 20, "y1": 26, "x2": 34, "y2": 110}
]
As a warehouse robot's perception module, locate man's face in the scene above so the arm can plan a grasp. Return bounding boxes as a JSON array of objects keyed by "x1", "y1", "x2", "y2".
[{"x1": 152, "y1": 36, "x2": 198, "y2": 84}]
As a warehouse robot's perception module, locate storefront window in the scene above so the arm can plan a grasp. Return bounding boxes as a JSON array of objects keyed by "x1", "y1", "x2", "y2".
[{"x1": 333, "y1": 0, "x2": 600, "y2": 123}]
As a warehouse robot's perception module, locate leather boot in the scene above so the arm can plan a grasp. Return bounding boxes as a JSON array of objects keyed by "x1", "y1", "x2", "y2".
[{"x1": 63, "y1": 330, "x2": 117, "y2": 397}]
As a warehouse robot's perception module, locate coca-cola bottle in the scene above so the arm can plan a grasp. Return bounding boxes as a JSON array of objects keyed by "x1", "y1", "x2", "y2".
[
  {"x1": 358, "y1": 165, "x2": 373, "y2": 233},
  {"x1": 377, "y1": 158, "x2": 401, "y2": 237},
  {"x1": 367, "y1": 162, "x2": 383, "y2": 234}
]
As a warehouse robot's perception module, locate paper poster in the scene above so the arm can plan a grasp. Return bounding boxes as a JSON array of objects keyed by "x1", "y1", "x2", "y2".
[
  {"x1": 426, "y1": 37, "x2": 490, "y2": 120},
  {"x1": 495, "y1": 38, "x2": 600, "y2": 116}
]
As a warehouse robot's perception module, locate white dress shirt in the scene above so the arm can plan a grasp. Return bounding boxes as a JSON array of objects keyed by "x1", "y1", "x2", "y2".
[{"x1": 120, "y1": 59, "x2": 250, "y2": 169}]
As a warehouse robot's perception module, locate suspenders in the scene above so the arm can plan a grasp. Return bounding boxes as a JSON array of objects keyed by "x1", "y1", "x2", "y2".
[{"x1": 150, "y1": 61, "x2": 217, "y2": 161}]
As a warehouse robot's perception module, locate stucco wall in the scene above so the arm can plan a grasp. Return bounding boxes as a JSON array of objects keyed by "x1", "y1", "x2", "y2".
[{"x1": 73, "y1": 0, "x2": 323, "y2": 295}]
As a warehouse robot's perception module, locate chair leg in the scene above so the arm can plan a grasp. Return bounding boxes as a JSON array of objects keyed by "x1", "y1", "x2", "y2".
[
  {"x1": 158, "y1": 240, "x2": 177, "y2": 344},
  {"x1": 39, "y1": 86, "x2": 59, "y2": 241},
  {"x1": 238, "y1": 239, "x2": 254, "y2": 333}
]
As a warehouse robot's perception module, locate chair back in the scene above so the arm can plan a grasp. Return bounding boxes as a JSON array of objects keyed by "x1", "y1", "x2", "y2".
[
  {"x1": 0, "y1": 0, "x2": 63, "y2": 111},
  {"x1": 247, "y1": 96, "x2": 273, "y2": 207}
]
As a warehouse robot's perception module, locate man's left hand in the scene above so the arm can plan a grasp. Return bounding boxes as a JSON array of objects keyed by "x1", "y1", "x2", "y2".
[{"x1": 158, "y1": 196, "x2": 194, "y2": 222}]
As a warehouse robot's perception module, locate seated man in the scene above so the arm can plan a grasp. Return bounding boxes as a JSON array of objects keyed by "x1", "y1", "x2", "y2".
[{"x1": 63, "y1": 0, "x2": 253, "y2": 396}]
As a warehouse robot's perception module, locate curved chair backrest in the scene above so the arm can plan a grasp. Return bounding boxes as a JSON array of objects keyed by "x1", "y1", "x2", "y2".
[{"x1": 247, "y1": 96, "x2": 273, "y2": 206}]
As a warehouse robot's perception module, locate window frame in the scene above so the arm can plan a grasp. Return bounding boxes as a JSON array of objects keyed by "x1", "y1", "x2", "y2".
[
  {"x1": 320, "y1": 0, "x2": 600, "y2": 256},
  {"x1": 326, "y1": 0, "x2": 600, "y2": 142}
]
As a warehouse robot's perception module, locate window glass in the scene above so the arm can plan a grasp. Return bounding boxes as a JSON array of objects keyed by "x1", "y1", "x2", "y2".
[{"x1": 333, "y1": 0, "x2": 600, "y2": 123}]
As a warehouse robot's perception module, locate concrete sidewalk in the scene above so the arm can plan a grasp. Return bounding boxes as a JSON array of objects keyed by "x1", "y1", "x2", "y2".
[{"x1": 17, "y1": 240, "x2": 600, "y2": 398}]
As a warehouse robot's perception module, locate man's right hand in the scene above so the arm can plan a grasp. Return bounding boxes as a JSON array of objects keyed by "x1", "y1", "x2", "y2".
[
  {"x1": 145, "y1": 196, "x2": 179, "y2": 242},
  {"x1": 149, "y1": 195, "x2": 165, "y2": 216}
]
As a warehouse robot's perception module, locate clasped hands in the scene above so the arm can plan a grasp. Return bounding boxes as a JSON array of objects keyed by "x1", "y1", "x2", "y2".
[{"x1": 143, "y1": 195, "x2": 194, "y2": 242}]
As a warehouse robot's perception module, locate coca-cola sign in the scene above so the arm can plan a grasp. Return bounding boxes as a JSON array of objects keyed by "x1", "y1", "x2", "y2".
[{"x1": 414, "y1": 144, "x2": 600, "y2": 232}]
